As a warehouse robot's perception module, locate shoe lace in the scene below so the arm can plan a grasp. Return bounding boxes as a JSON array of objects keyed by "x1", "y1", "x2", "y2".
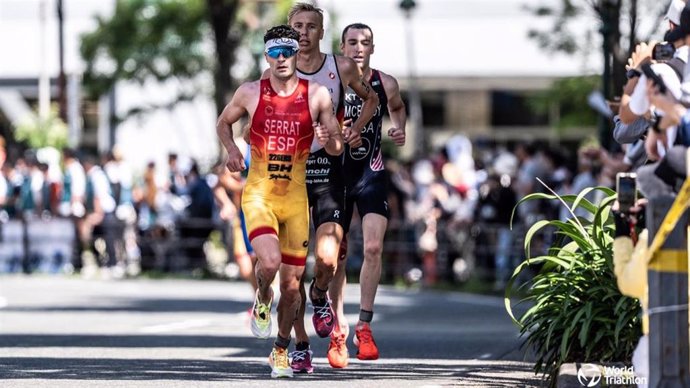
[
  {"x1": 314, "y1": 301, "x2": 333, "y2": 320},
  {"x1": 289, "y1": 349, "x2": 309, "y2": 362},
  {"x1": 357, "y1": 326, "x2": 374, "y2": 344},
  {"x1": 332, "y1": 333, "x2": 346, "y2": 350},
  {"x1": 256, "y1": 302, "x2": 270, "y2": 321},
  {"x1": 273, "y1": 348, "x2": 289, "y2": 367}
]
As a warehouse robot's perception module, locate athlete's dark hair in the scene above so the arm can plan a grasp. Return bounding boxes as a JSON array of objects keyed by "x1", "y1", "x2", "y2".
[
  {"x1": 288, "y1": 2, "x2": 324, "y2": 28},
  {"x1": 341, "y1": 23, "x2": 373, "y2": 44},
  {"x1": 264, "y1": 25, "x2": 300, "y2": 43}
]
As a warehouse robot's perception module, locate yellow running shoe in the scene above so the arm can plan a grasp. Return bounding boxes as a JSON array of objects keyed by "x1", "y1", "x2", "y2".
[
  {"x1": 269, "y1": 347, "x2": 294, "y2": 378},
  {"x1": 250, "y1": 290, "x2": 272, "y2": 339}
]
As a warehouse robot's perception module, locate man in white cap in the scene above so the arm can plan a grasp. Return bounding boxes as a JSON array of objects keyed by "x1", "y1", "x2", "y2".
[{"x1": 666, "y1": 0, "x2": 685, "y2": 29}]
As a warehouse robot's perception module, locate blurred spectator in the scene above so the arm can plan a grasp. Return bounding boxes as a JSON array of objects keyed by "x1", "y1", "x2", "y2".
[
  {"x1": 0, "y1": 136, "x2": 6, "y2": 216},
  {"x1": 515, "y1": 142, "x2": 552, "y2": 225},
  {"x1": 475, "y1": 173, "x2": 518, "y2": 289},
  {"x1": 168, "y1": 152, "x2": 186, "y2": 195},
  {"x1": 59, "y1": 147, "x2": 86, "y2": 218},
  {"x1": 104, "y1": 147, "x2": 133, "y2": 209},
  {"x1": 137, "y1": 161, "x2": 159, "y2": 231},
  {"x1": 178, "y1": 160, "x2": 215, "y2": 270},
  {"x1": 81, "y1": 154, "x2": 119, "y2": 272}
]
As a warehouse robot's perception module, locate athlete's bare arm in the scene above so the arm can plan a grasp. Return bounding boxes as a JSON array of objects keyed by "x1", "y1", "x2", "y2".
[
  {"x1": 380, "y1": 71, "x2": 407, "y2": 146},
  {"x1": 335, "y1": 55, "x2": 379, "y2": 147},
  {"x1": 312, "y1": 83, "x2": 344, "y2": 156},
  {"x1": 212, "y1": 182, "x2": 237, "y2": 221},
  {"x1": 216, "y1": 82, "x2": 257, "y2": 172}
]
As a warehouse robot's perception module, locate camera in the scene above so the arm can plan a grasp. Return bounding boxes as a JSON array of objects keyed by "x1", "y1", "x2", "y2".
[
  {"x1": 653, "y1": 42, "x2": 676, "y2": 61},
  {"x1": 616, "y1": 172, "x2": 637, "y2": 214}
]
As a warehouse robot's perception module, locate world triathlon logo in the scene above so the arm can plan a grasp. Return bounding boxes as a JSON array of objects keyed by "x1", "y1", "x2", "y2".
[
  {"x1": 577, "y1": 364, "x2": 602, "y2": 387},
  {"x1": 576, "y1": 363, "x2": 646, "y2": 386}
]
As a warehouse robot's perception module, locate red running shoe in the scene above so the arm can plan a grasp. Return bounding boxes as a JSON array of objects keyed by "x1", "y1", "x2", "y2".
[
  {"x1": 353, "y1": 323, "x2": 379, "y2": 360},
  {"x1": 327, "y1": 331, "x2": 349, "y2": 368}
]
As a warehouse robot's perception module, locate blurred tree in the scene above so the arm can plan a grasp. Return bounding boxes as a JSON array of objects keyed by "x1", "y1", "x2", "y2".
[
  {"x1": 206, "y1": 0, "x2": 241, "y2": 116},
  {"x1": 527, "y1": 0, "x2": 671, "y2": 100},
  {"x1": 528, "y1": 75, "x2": 600, "y2": 129},
  {"x1": 81, "y1": 0, "x2": 249, "y2": 118},
  {"x1": 15, "y1": 106, "x2": 69, "y2": 150},
  {"x1": 81, "y1": 0, "x2": 343, "y2": 120},
  {"x1": 81, "y1": 0, "x2": 208, "y2": 106}
]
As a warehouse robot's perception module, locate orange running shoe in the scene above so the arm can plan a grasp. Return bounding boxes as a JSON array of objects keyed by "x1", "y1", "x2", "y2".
[
  {"x1": 327, "y1": 331, "x2": 349, "y2": 368},
  {"x1": 353, "y1": 323, "x2": 379, "y2": 360}
]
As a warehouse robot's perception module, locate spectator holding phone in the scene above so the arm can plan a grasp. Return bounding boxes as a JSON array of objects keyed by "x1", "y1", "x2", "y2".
[
  {"x1": 612, "y1": 196, "x2": 650, "y2": 388},
  {"x1": 619, "y1": 0, "x2": 688, "y2": 133}
]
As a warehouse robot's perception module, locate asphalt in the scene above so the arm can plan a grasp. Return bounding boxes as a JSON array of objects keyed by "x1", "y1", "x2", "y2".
[{"x1": 0, "y1": 275, "x2": 540, "y2": 387}]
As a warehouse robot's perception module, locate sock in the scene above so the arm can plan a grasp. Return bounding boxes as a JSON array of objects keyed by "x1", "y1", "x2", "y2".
[
  {"x1": 275, "y1": 334, "x2": 290, "y2": 349},
  {"x1": 310, "y1": 280, "x2": 328, "y2": 305},
  {"x1": 359, "y1": 309, "x2": 373, "y2": 323},
  {"x1": 296, "y1": 341, "x2": 310, "y2": 351}
]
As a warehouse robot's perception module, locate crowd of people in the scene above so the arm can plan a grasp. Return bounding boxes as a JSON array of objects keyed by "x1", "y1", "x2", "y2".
[
  {"x1": 602, "y1": 0, "x2": 690, "y2": 385},
  {"x1": 0, "y1": 139, "x2": 220, "y2": 276},
  {"x1": 2, "y1": 0, "x2": 670, "y2": 380}
]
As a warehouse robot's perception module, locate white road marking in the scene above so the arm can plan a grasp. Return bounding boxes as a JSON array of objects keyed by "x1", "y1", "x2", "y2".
[{"x1": 139, "y1": 319, "x2": 212, "y2": 333}]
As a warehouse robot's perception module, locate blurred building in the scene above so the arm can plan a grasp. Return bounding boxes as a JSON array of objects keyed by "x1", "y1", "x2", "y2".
[
  {"x1": 322, "y1": 0, "x2": 603, "y2": 151},
  {"x1": 0, "y1": 0, "x2": 603, "y2": 170}
]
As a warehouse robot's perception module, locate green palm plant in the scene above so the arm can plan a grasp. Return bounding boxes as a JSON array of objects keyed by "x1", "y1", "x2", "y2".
[{"x1": 505, "y1": 182, "x2": 642, "y2": 386}]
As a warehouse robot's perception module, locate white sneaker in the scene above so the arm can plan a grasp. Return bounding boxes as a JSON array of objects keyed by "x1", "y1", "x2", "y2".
[{"x1": 250, "y1": 290, "x2": 273, "y2": 339}]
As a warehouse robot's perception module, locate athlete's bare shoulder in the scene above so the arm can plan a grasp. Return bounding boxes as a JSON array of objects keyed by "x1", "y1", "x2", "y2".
[
  {"x1": 307, "y1": 80, "x2": 330, "y2": 106},
  {"x1": 236, "y1": 80, "x2": 260, "y2": 99},
  {"x1": 230, "y1": 80, "x2": 260, "y2": 115},
  {"x1": 376, "y1": 69, "x2": 400, "y2": 94},
  {"x1": 334, "y1": 55, "x2": 360, "y2": 83}
]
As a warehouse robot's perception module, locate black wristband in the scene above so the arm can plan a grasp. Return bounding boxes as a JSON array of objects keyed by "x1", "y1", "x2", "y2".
[
  {"x1": 649, "y1": 113, "x2": 663, "y2": 133},
  {"x1": 626, "y1": 68, "x2": 642, "y2": 80}
]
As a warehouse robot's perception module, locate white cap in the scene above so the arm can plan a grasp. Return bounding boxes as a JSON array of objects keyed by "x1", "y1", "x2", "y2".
[
  {"x1": 629, "y1": 63, "x2": 683, "y2": 116},
  {"x1": 666, "y1": 0, "x2": 685, "y2": 25}
]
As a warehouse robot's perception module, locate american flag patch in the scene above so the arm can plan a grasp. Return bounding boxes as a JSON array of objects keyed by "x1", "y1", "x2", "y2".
[{"x1": 370, "y1": 149, "x2": 384, "y2": 171}]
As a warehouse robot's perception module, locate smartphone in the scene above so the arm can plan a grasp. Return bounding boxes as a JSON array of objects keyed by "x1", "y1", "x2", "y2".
[
  {"x1": 641, "y1": 63, "x2": 667, "y2": 94},
  {"x1": 616, "y1": 172, "x2": 637, "y2": 214},
  {"x1": 652, "y1": 42, "x2": 676, "y2": 61}
]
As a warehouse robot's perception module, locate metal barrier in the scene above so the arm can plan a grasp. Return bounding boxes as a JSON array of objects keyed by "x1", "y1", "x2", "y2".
[
  {"x1": 0, "y1": 217, "x2": 75, "y2": 273},
  {"x1": 0, "y1": 214, "x2": 538, "y2": 283}
]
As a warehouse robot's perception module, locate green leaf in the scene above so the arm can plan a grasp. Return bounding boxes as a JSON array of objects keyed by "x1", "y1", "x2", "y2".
[
  {"x1": 506, "y1": 183, "x2": 641, "y2": 385},
  {"x1": 523, "y1": 220, "x2": 552, "y2": 257}
]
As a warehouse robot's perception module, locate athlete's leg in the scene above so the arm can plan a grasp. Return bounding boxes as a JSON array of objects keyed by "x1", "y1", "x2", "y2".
[
  {"x1": 326, "y1": 235, "x2": 350, "y2": 368},
  {"x1": 293, "y1": 221, "x2": 342, "y2": 342},
  {"x1": 358, "y1": 213, "x2": 387, "y2": 318},
  {"x1": 330, "y1": 236, "x2": 349, "y2": 334},
  {"x1": 313, "y1": 221, "x2": 342, "y2": 295},
  {"x1": 293, "y1": 273, "x2": 309, "y2": 344},
  {"x1": 277, "y1": 263, "x2": 305, "y2": 341},
  {"x1": 353, "y1": 213, "x2": 387, "y2": 361},
  {"x1": 233, "y1": 216, "x2": 257, "y2": 290},
  {"x1": 248, "y1": 233, "x2": 279, "y2": 339},
  {"x1": 291, "y1": 255, "x2": 312, "y2": 374},
  {"x1": 251, "y1": 234, "x2": 280, "y2": 303}
]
